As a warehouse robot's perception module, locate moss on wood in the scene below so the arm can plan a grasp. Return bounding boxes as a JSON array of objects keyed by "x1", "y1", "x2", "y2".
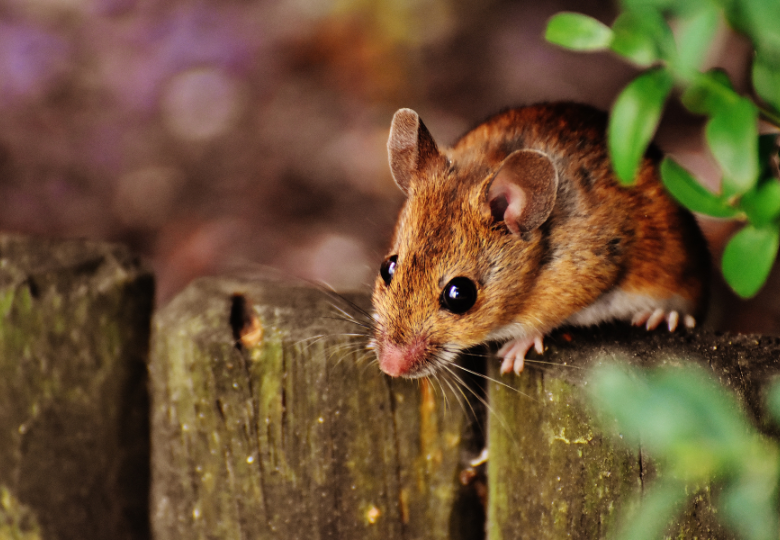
[
  {"x1": 151, "y1": 277, "x2": 483, "y2": 540},
  {"x1": 0, "y1": 234, "x2": 154, "y2": 540}
]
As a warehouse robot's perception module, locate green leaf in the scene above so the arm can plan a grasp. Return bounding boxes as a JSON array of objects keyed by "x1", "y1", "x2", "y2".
[
  {"x1": 612, "y1": 480, "x2": 688, "y2": 540},
  {"x1": 722, "y1": 224, "x2": 780, "y2": 298},
  {"x1": 610, "y1": 9, "x2": 676, "y2": 66},
  {"x1": 545, "y1": 13, "x2": 613, "y2": 51},
  {"x1": 720, "y1": 473, "x2": 779, "y2": 540},
  {"x1": 681, "y1": 69, "x2": 738, "y2": 116},
  {"x1": 609, "y1": 68, "x2": 673, "y2": 184},
  {"x1": 766, "y1": 379, "x2": 780, "y2": 426},
  {"x1": 719, "y1": 0, "x2": 780, "y2": 58},
  {"x1": 661, "y1": 158, "x2": 738, "y2": 218},
  {"x1": 621, "y1": 0, "x2": 710, "y2": 16},
  {"x1": 753, "y1": 52, "x2": 780, "y2": 114},
  {"x1": 741, "y1": 180, "x2": 780, "y2": 227},
  {"x1": 705, "y1": 98, "x2": 759, "y2": 195},
  {"x1": 647, "y1": 367, "x2": 751, "y2": 460},
  {"x1": 673, "y1": 7, "x2": 720, "y2": 73},
  {"x1": 589, "y1": 364, "x2": 750, "y2": 473}
]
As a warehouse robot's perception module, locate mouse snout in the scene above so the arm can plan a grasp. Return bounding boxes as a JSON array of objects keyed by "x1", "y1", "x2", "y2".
[{"x1": 377, "y1": 337, "x2": 429, "y2": 377}]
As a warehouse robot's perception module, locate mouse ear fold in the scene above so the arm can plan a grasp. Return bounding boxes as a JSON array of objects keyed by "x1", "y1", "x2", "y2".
[
  {"x1": 387, "y1": 109, "x2": 446, "y2": 195},
  {"x1": 485, "y1": 149, "x2": 558, "y2": 234}
]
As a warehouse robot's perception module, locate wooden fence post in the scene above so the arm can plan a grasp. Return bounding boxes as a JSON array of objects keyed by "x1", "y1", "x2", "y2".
[
  {"x1": 486, "y1": 325, "x2": 780, "y2": 540},
  {"x1": 151, "y1": 277, "x2": 484, "y2": 540},
  {"x1": 3, "y1": 236, "x2": 776, "y2": 539},
  {"x1": 0, "y1": 234, "x2": 154, "y2": 540}
]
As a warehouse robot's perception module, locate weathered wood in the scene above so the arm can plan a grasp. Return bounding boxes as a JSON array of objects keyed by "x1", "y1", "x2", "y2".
[
  {"x1": 0, "y1": 234, "x2": 154, "y2": 540},
  {"x1": 151, "y1": 277, "x2": 483, "y2": 540},
  {"x1": 487, "y1": 325, "x2": 780, "y2": 540},
  {"x1": 152, "y1": 276, "x2": 780, "y2": 539}
]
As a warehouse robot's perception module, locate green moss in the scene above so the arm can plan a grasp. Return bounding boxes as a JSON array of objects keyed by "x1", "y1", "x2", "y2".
[{"x1": 0, "y1": 486, "x2": 42, "y2": 540}]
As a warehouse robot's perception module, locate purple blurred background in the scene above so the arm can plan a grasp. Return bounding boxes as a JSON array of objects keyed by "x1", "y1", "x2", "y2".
[{"x1": 0, "y1": 0, "x2": 775, "y2": 333}]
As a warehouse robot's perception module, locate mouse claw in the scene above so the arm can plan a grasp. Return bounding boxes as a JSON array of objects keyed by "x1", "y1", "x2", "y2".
[
  {"x1": 667, "y1": 310, "x2": 679, "y2": 332},
  {"x1": 645, "y1": 308, "x2": 666, "y2": 330},
  {"x1": 631, "y1": 310, "x2": 652, "y2": 327},
  {"x1": 534, "y1": 336, "x2": 544, "y2": 355},
  {"x1": 498, "y1": 335, "x2": 544, "y2": 375},
  {"x1": 633, "y1": 308, "x2": 694, "y2": 332}
]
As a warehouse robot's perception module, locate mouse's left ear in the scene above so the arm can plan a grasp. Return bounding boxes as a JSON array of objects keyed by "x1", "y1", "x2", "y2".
[
  {"x1": 484, "y1": 149, "x2": 558, "y2": 234},
  {"x1": 387, "y1": 109, "x2": 447, "y2": 195}
]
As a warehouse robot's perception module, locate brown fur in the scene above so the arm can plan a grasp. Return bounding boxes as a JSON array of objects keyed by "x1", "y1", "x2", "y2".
[{"x1": 372, "y1": 102, "x2": 710, "y2": 377}]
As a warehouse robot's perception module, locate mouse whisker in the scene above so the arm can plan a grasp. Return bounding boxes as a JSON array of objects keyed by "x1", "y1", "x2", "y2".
[
  {"x1": 436, "y1": 372, "x2": 467, "y2": 414},
  {"x1": 449, "y1": 362, "x2": 539, "y2": 403},
  {"x1": 439, "y1": 363, "x2": 520, "y2": 443},
  {"x1": 522, "y1": 358, "x2": 588, "y2": 370},
  {"x1": 439, "y1": 367, "x2": 481, "y2": 420}
]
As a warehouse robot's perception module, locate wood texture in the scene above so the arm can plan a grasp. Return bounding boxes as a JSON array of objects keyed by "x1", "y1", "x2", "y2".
[
  {"x1": 150, "y1": 276, "x2": 780, "y2": 539},
  {"x1": 151, "y1": 277, "x2": 484, "y2": 540},
  {"x1": 487, "y1": 324, "x2": 780, "y2": 540},
  {"x1": 0, "y1": 234, "x2": 153, "y2": 540}
]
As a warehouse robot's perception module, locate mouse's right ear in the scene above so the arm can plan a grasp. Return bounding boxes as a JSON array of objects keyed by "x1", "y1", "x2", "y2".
[
  {"x1": 387, "y1": 109, "x2": 446, "y2": 195},
  {"x1": 484, "y1": 149, "x2": 558, "y2": 235}
]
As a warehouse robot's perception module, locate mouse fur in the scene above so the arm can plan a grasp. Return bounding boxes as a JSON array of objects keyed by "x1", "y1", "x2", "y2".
[{"x1": 370, "y1": 102, "x2": 710, "y2": 378}]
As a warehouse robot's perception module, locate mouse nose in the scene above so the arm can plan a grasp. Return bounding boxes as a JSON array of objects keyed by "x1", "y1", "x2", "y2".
[{"x1": 378, "y1": 339, "x2": 428, "y2": 377}]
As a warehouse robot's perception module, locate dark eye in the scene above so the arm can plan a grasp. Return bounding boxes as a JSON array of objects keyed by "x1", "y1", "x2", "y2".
[
  {"x1": 440, "y1": 277, "x2": 477, "y2": 314},
  {"x1": 380, "y1": 255, "x2": 398, "y2": 285}
]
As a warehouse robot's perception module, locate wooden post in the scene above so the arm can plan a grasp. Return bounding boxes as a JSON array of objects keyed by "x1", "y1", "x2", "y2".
[
  {"x1": 486, "y1": 325, "x2": 780, "y2": 540},
  {"x1": 151, "y1": 277, "x2": 484, "y2": 540},
  {"x1": 0, "y1": 234, "x2": 153, "y2": 540},
  {"x1": 3, "y1": 237, "x2": 775, "y2": 539}
]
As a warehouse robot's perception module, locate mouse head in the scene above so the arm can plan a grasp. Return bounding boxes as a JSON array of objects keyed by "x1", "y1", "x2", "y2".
[{"x1": 371, "y1": 108, "x2": 559, "y2": 378}]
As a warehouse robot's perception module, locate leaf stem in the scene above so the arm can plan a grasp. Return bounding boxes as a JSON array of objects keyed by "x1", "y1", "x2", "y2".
[{"x1": 758, "y1": 106, "x2": 780, "y2": 130}]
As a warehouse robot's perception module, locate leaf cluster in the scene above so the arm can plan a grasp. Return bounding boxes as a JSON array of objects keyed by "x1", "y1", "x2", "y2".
[
  {"x1": 590, "y1": 363, "x2": 780, "y2": 540},
  {"x1": 546, "y1": 0, "x2": 780, "y2": 297}
]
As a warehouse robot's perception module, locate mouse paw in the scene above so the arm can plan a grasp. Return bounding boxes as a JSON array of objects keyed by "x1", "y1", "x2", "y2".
[
  {"x1": 631, "y1": 309, "x2": 696, "y2": 332},
  {"x1": 498, "y1": 335, "x2": 544, "y2": 375}
]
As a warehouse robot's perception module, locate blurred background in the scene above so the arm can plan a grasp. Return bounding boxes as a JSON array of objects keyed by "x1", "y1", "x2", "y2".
[{"x1": 0, "y1": 0, "x2": 775, "y2": 333}]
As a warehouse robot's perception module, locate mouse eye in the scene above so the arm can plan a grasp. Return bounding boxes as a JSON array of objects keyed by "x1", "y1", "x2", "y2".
[
  {"x1": 440, "y1": 277, "x2": 477, "y2": 314},
  {"x1": 380, "y1": 255, "x2": 398, "y2": 285}
]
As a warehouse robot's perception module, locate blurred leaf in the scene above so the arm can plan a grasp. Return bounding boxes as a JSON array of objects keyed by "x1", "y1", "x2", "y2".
[
  {"x1": 545, "y1": 13, "x2": 613, "y2": 51},
  {"x1": 720, "y1": 473, "x2": 779, "y2": 540},
  {"x1": 753, "y1": 52, "x2": 780, "y2": 114},
  {"x1": 609, "y1": 68, "x2": 673, "y2": 183},
  {"x1": 673, "y1": 7, "x2": 720, "y2": 73},
  {"x1": 705, "y1": 98, "x2": 759, "y2": 195},
  {"x1": 621, "y1": 0, "x2": 713, "y2": 15},
  {"x1": 661, "y1": 158, "x2": 738, "y2": 218},
  {"x1": 590, "y1": 359, "x2": 780, "y2": 540},
  {"x1": 741, "y1": 180, "x2": 780, "y2": 227},
  {"x1": 717, "y1": 0, "x2": 780, "y2": 57},
  {"x1": 681, "y1": 69, "x2": 737, "y2": 115},
  {"x1": 589, "y1": 363, "x2": 750, "y2": 479},
  {"x1": 649, "y1": 367, "x2": 748, "y2": 442},
  {"x1": 766, "y1": 380, "x2": 780, "y2": 425},
  {"x1": 610, "y1": 9, "x2": 676, "y2": 66},
  {"x1": 587, "y1": 365, "x2": 649, "y2": 446},
  {"x1": 612, "y1": 480, "x2": 688, "y2": 540},
  {"x1": 620, "y1": 0, "x2": 677, "y2": 10},
  {"x1": 722, "y1": 224, "x2": 780, "y2": 298}
]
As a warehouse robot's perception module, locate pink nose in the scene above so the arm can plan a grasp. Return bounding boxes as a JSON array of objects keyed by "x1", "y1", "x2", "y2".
[{"x1": 378, "y1": 340, "x2": 426, "y2": 377}]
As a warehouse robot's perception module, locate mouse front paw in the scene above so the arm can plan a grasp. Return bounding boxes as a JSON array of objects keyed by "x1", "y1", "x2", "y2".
[
  {"x1": 631, "y1": 309, "x2": 696, "y2": 332},
  {"x1": 498, "y1": 335, "x2": 544, "y2": 375}
]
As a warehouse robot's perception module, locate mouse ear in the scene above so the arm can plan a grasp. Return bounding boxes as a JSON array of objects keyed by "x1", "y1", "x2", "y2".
[
  {"x1": 484, "y1": 149, "x2": 558, "y2": 234},
  {"x1": 387, "y1": 109, "x2": 446, "y2": 195}
]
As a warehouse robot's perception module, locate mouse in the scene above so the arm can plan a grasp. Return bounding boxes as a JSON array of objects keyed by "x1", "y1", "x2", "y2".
[{"x1": 369, "y1": 102, "x2": 710, "y2": 378}]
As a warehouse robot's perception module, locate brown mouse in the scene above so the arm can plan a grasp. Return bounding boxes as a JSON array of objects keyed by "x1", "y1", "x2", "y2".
[{"x1": 369, "y1": 102, "x2": 709, "y2": 378}]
